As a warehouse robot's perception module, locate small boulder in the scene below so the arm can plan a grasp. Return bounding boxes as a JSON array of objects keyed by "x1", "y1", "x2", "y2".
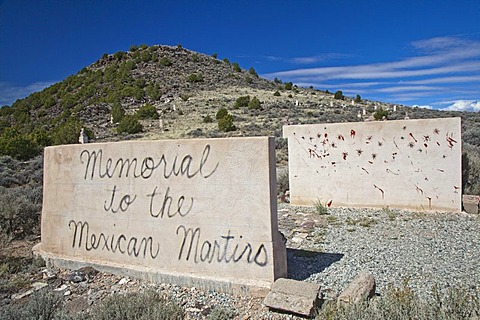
[
  {"x1": 337, "y1": 272, "x2": 376, "y2": 306},
  {"x1": 264, "y1": 278, "x2": 321, "y2": 317},
  {"x1": 463, "y1": 195, "x2": 479, "y2": 214}
]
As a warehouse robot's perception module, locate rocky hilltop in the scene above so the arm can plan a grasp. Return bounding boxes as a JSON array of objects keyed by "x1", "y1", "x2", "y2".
[{"x1": 0, "y1": 44, "x2": 479, "y2": 178}]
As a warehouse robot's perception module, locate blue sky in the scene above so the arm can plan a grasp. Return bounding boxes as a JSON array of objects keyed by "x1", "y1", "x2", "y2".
[{"x1": 1, "y1": 0, "x2": 479, "y2": 111}]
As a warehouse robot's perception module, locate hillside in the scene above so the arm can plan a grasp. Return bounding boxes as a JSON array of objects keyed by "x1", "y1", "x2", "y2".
[
  {"x1": 1, "y1": 44, "x2": 480, "y2": 319},
  {"x1": 0, "y1": 43, "x2": 479, "y2": 180}
]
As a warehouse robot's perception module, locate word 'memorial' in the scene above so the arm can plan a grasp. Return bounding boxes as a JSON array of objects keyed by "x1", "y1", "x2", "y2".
[{"x1": 35, "y1": 137, "x2": 286, "y2": 295}]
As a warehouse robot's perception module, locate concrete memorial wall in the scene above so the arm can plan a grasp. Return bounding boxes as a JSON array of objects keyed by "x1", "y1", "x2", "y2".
[
  {"x1": 283, "y1": 118, "x2": 462, "y2": 211},
  {"x1": 35, "y1": 137, "x2": 287, "y2": 295}
]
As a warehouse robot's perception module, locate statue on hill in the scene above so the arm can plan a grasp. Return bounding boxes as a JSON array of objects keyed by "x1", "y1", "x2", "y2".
[{"x1": 79, "y1": 128, "x2": 88, "y2": 144}]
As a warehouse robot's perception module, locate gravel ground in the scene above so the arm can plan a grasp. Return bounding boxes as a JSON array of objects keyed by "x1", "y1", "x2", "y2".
[
  {"x1": 3, "y1": 204, "x2": 479, "y2": 319},
  {"x1": 279, "y1": 204, "x2": 480, "y2": 301}
]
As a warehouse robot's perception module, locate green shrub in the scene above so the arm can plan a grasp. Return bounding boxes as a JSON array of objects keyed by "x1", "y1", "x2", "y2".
[
  {"x1": 232, "y1": 62, "x2": 241, "y2": 72},
  {"x1": 314, "y1": 199, "x2": 329, "y2": 215},
  {"x1": 223, "y1": 58, "x2": 230, "y2": 64},
  {"x1": 135, "y1": 103, "x2": 159, "y2": 119},
  {"x1": 207, "y1": 305, "x2": 237, "y2": 319},
  {"x1": 0, "y1": 289, "x2": 63, "y2": 320},
  {"x1": 248, "y1": 96, "x2": 261, "y2": 110},
  {"x1": 203, "y1": 115, "x2": 213, "y2": 123},
  {"x1": 317, "y1": 284, "x2": 480, "y2": 320},
  {"x1": 111, "y1": 102, "x2": 125, "y2": 123},
  {"x1": 274, "y1": 77, "x2": 282, "y2": 84},
  {"x1": 117, "y1": 115, "x2": 143, "y2": 134},
  {"x1": 218, "y1": 114, "x2": 236, "y2": 132},
  {"x1": 0, "y1": 128, "x2": 40, "y2": 160},
  {"x1": 277, "y1": 170, "x2": 289, "y2": 196},
  {"x1": 188, "y1": 73, "x2": 204, "y2": 83},
  {"x1": 159, "y1": 57, "x2": 172, "y2": 66},
  {"x1": 334, "y1": 90, "x2": 344, "y2": 100},
  {"x1": 84, "y1": 290, "x2": 184, "y2": 320},
  {"x1": 373, "y1": 107, "x2": 389, "y2": 120},
  {"x1": 52, "y1": 118, "x2": 93, "y2": 145},
  {"x1": 192, "y1": 54, "x2": 200, "y2": 62},
  {"x1": 0, "y1": 185, "x2": 42, "y2": 239},
  {"x1": 180, "y1": 94, "x2": 190, "y2": 101},
  {"x1": 211, "y1": 53, "x2": 218, "y2": 59},
  {"x1": 234, "y1": 96, "x2": 250, "y2": 109},
  {"x1": 248, "y1": 67, "x2": 258, "y2": 77},
  {"x1": 285, "y1": 82, "x2": 293, "y2": 90},
  {"x1": 216, "y1": 107, "x2": 228, "y2": 120},
  {"x1": 355, "y1": 94, "x2": 362, "y2": 103},
  {"x1": 129, "y1": 44, "x2": 138, "y2": 52},
  {"x1": 273, "y1": 91, "x2": 281, "y2": 96}
]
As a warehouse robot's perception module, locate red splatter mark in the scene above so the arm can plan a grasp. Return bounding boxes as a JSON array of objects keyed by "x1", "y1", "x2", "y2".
[
  {"x1": 409, "y1": 133, "x2": 417, "y2": 142},
  {"x1": 446, "y1": 134, "x2": 457, "y2": 149},
  {"x1": 373, "y1": 184, "x2": 385, "y2": 199},
  {"x1": 350, "y1": 130, "x2": 356, "y2": 138},
  {"x1": 424, "y1": 143, "x2": 428, "y2": 148},
  {"x1": 337, "y1": 134, "x2": 344, "y2": 141},
  {"x1": 342, "y1": 152, "x2": 348, "y2": 160},
  {"x1": 327, "y1": 200, "x2": 333, "y2": 207}
]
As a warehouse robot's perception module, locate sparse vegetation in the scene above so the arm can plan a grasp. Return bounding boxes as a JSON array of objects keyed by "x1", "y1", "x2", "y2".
[
  {"x1": 234, "y1": 95, "x2": 250, "y2": 109},
  {"x1": 314, "y1": 199, "x2": 329, "y2": 215},
  {"x1": 217, "y1": 113, "x2": 236, "y2": 132},
  {"x1": 187, "y1": 73, "x2": 204, "y2": 83},
  {"x1": 248, "y1": 67, "x2": 258, "y2": 78},
  {"x1": 203, "y1": 114, "x2": 213, "y2": 123},
  {"x1": 232, "y1": 62, "x2": 241, "y2": 72},
  {"x1": 248, "y1": 96, "x2": 261, "y2": 109},
  {"x1": 334, "y1": 90, "x2": 344, "y2": 100},
  {"x1": 285, "y1": 82, "x2": 293, "y2": 90},
  {"x1": 317, "y1": 283, "x2": 480, "y2": 320},
  {"x1": 215, "y1": 107, "x2": 228, "y2": 120},
  {"x1": 117, "y1": 115, "x2": 142, "y2": 134},
  {"x1": 159, "y1": 57, "x2": 172, "y2": 66},
  {"x1": 374, "y1": 107, "x2": 389, "y2": 120},
  {"x1": 111, "y1": 102, "x2": 125, "y2": 123},
  {"x1": 135, "y1": 103, "x2": 159, "y2": 119}
]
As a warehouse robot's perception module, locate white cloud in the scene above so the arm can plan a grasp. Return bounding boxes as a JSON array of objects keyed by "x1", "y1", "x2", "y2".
[
  {"x1": 441, "y1": 100, "x2": 480, "y2": 112},
  {"x1": 263, "y1": 35, "x2": 480, "y2": 107},
  {"x1": 412, "y1": 104, "x2": 433, "y2": 109},
  {"x1": 0, "y1": 81, "x2": 56, "y2": 106},
  {"x1": 289, "y1": 53, "x2": 351, "y2": 65}
]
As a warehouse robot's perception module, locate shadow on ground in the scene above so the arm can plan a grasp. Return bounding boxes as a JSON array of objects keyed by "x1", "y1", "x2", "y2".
[{"x1": 287, "y1": 248, "x2": 343, "y2": 281}]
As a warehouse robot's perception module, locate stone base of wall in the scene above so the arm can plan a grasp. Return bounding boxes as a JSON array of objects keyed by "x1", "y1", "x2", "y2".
[{"x1": 33, "y1": 243, "x2": 271, "y2": 297}]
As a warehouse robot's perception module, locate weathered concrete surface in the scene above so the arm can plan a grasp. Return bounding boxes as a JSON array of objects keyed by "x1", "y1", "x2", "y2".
[
  {"x1": 283, "y1": 118, "x2": 462, "y2": 211},
  {"x1": 337, "y1": 272, "x2": 376, "y2": 306},
  {"x1": 263, "y1": 278, "x2": 321, "y2": 316},
  {"x1": 35, "y1": 137, "x2": 287, "y2": 295},
  {"x1": 463, "y1": 195, "x2": 480, "y2": 214}
]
